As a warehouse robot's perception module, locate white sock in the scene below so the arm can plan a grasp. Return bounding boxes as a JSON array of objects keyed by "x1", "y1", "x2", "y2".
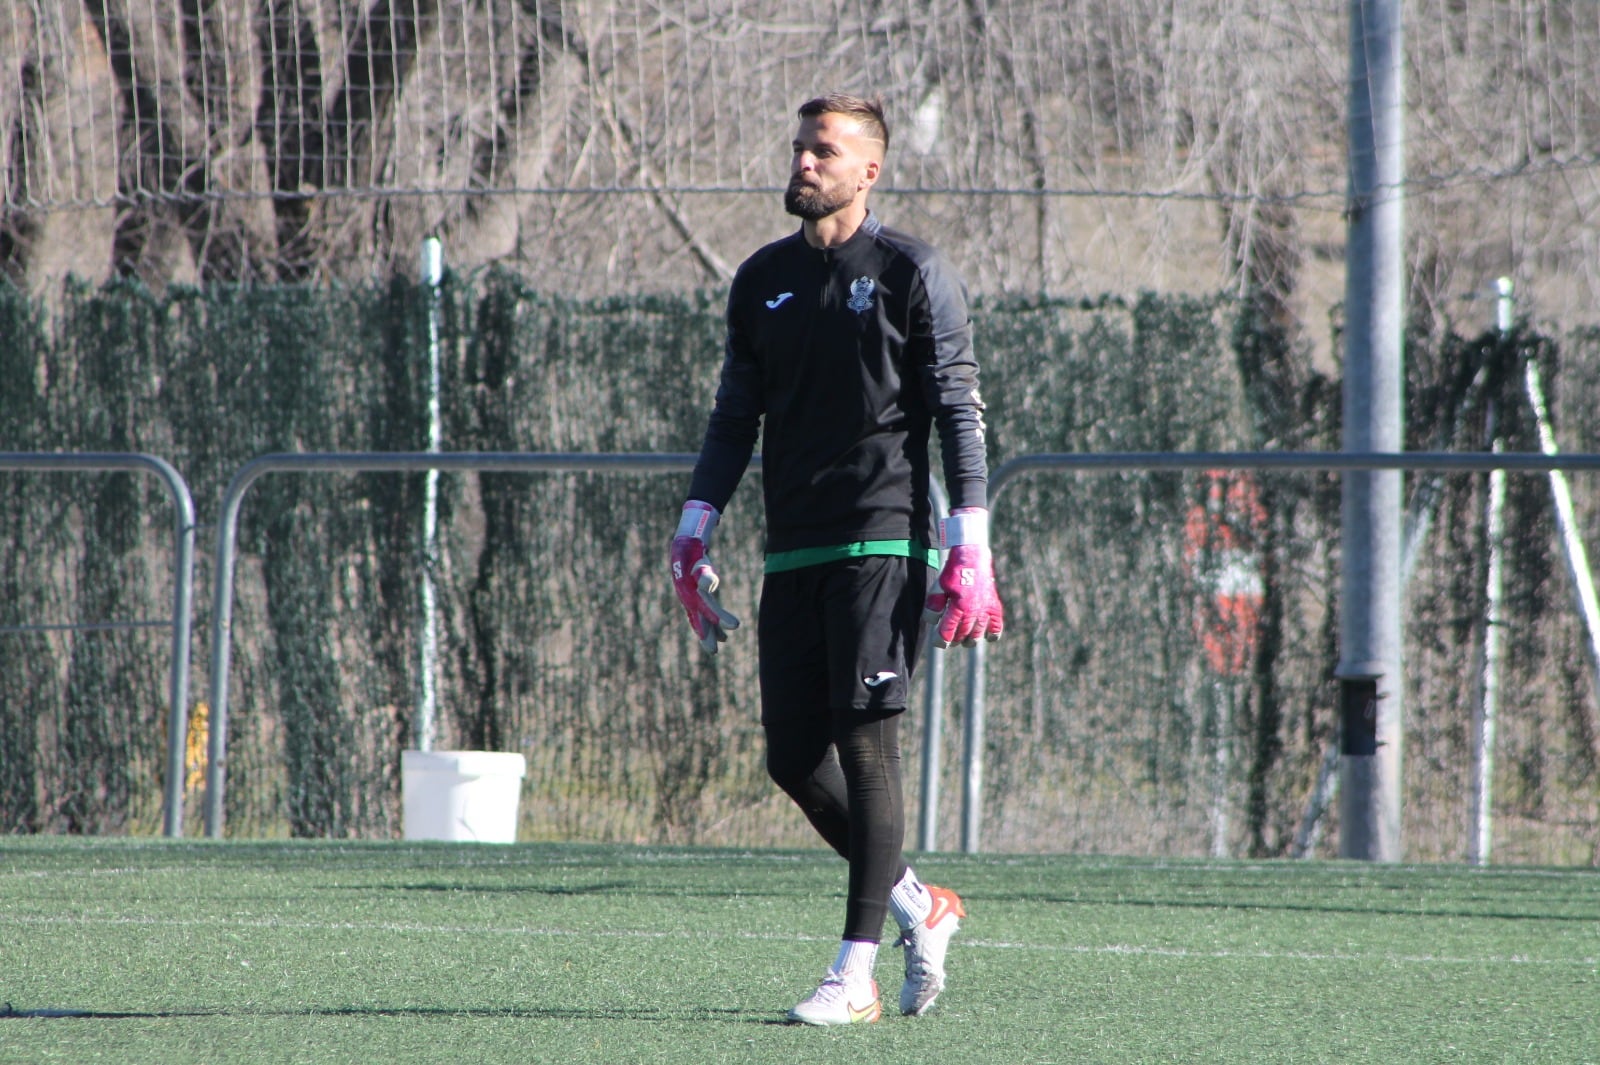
[
  {"x1": 832, "y1": 938, "x2": 878, "y2": 980},
  {"x1": 888, "y1": 866, "x2": 933, "y2": 931}
]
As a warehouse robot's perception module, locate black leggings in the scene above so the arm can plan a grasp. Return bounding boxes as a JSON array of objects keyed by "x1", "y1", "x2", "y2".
[{"x1": 765, "y1": 710, "x2": 910, "y2": 943}]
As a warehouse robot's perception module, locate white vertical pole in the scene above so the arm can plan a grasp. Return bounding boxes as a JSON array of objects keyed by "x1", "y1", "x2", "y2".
[
  {"x1": 1471, "y1": 432, "x2": 1504, "y2": 865},
  {"x1": 1470, "y1": 278, "x2": 1516, "y2": 865},
  {"x1": 418, "y1": 237, "x2": 444, "y2": 753},
  {"x1": 1471, "y1": 404, "x2": 1505, "y2": 864},
  {"x1": 1495, "y1": 276, "x2": 1515, "y2": 335}
]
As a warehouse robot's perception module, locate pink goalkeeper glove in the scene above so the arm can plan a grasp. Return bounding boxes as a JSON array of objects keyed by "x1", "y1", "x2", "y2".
[
  {"x1": 923, "y1": 507, "x2": 1005, "y2": 648},
  {"x1": 670, "y1": 500, "x2": 741, "y2": 655}
]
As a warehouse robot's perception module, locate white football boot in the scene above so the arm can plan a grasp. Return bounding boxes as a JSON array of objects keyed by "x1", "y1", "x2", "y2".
[
  {"x1": 787, "y1": 969, "x2": 882, "y2": 1026},
  {"x1": 898, "y1": 885, "x2": 966, "y2": 1015}
]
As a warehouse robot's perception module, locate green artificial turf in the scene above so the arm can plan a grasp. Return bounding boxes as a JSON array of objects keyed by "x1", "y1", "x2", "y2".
[{"x1": 1, "y1": 839, "x2": 1596, "y2": 1064}]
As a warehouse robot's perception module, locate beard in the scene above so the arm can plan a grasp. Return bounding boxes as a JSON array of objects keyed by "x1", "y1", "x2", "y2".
[{"x1": 784, "y1": 177, "x2": 854, "y2": 221}]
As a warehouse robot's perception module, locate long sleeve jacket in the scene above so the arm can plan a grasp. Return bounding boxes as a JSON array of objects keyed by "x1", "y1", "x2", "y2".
[{"x1": 687, "y1": 212, "x2": 989, "y2": 557}]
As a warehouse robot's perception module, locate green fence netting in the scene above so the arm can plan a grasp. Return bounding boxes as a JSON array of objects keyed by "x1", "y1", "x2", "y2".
[{"x1": 2, "y1": 272, "x2": 1597, "y2": 862}]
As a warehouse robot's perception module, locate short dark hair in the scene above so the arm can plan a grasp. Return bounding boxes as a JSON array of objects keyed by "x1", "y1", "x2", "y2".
[{"x1": 797, "y1": 94, "x2": 889, "y2": 153}]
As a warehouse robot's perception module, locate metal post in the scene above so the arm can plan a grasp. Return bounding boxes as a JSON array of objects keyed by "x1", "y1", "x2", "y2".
[
  {"x1": 1338, "y1": 0, "x2": 1406, "y2": 861},
  {"x1": 961, "y1": 640, "x2": 986, "y2": 854},
  {"x1": 918, "y1": 639, "x2": 947, "y2": 852},
  {"x1": 417, "y1": 238, "x2": 444, "y2": 752},
  {"x1": 1471, "y1": 279, "x2": 1513, "y2": 865},
  {"x1": 1472, "y1": 414, "x2": 1504, "y2": 865},
  {"x1": 918, "y1": 478, "x2": 950, "y2": 852},
  {"x1": 160, "y1": 463, "x2": 198, "y2": 839}
]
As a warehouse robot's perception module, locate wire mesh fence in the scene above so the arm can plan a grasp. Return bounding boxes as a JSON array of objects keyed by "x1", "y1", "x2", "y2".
[{"x1": 3, "y1": 1, "x2": 1597, "y2": 338}]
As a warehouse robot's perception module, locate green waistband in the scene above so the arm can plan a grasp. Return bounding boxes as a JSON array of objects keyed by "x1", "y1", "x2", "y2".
[{"x1": 764, "y1": 539, "x2": 939, "y2": 574}]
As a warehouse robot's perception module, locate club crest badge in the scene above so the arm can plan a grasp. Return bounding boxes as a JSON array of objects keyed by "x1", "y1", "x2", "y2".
[{"x1": 847, "y1": 276, "x2": 876, "y2": 314}]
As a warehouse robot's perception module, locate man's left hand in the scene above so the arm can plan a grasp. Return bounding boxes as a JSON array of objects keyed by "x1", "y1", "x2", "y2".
[{"x1": 923, "y1": 507, "x2": 1005, "y2": 648}]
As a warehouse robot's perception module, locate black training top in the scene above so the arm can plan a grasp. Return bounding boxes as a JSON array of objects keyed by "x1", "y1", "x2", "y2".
[{"x1": 687, "y1": 212, "x2": 989, "y2": 555}]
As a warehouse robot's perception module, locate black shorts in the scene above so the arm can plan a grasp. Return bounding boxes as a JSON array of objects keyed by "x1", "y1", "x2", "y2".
[{"x1": 757, "y1": 555, "x2": 931, "y2": 725}]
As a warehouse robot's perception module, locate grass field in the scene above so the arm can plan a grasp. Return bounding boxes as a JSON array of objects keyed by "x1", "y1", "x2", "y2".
[{"x1": 1, "y1": 839, "x2": 1597, "y2": 1064}]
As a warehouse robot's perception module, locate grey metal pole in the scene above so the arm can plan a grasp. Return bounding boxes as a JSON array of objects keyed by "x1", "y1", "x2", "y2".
[
  {"x1": 160, "y1": 462, "x2": 198, "y2": 839},
  {"x1": 918, "y1": 635, "x2": 947, "y2": 853},
  {"x1": 918, "y1": 478, "x2": 950, "y2": 852},
  {"x1": 203, "y1": 460, "x2": 263, "y2": 838},
  {"x1": 1337, "y1": 0, "x2": 1406, "y2": 861},
  {"x1": 961, "y1": 640, "x2": 986, "y2": 854}
]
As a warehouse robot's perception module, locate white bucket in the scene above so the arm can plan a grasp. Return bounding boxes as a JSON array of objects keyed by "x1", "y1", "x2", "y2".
[{"x1": 401, "y1": 750, "x2": 526, "y2": 843}]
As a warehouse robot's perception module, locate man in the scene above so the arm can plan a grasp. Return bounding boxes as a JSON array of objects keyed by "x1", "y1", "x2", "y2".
[{"x1": 669, "y1": 93, "x2": 1003, "y2": 1026}]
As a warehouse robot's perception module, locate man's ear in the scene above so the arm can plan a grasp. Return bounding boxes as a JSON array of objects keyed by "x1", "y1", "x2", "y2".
[{"x1": 860, "y1": 157, "x2": 880, "y2": 191}]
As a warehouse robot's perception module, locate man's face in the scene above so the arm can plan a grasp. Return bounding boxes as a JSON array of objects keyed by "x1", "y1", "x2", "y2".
[{"x1": 785, "y1": 111, "x2": 881, "y2": 221}]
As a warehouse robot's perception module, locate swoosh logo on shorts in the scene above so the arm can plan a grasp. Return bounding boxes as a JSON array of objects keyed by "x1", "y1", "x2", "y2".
[
  {"x1": 863, "y1": 671, "x2": 897, "y2": 688},
  {"x1": 765, "y1": 292, "x2": 794, "y2": 309}
]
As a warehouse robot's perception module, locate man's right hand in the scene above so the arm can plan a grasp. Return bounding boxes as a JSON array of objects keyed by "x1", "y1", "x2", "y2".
[{"x1": 670, "y1": 501, "x2": 741, "y2": 655}]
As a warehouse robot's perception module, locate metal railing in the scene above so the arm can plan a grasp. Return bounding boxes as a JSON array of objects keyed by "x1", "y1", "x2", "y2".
[
  {"x1": 200, "y1": 451, "x2": 963, "y2": 843},
  {"x1": 963, "y1": 450, "x2": 1600, "y2": 854},
  {"x1": 203, "y1": 452, "x2": 723, "y2": 837},
  {"x1": 0, "y1": 453, "x2": 197, "y2": 838},
  {"x1": 18, "y1": 446, "x2": 1594, "y2": 849}
]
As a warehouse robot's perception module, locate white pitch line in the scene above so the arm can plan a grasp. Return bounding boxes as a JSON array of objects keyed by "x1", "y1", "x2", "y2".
[
  {"x1": 961, "y1": 938, "x2": 1600, "y2": 968},
  {"x1": 0, "y1": 913, "x2": 1592, "y2": 969}
]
